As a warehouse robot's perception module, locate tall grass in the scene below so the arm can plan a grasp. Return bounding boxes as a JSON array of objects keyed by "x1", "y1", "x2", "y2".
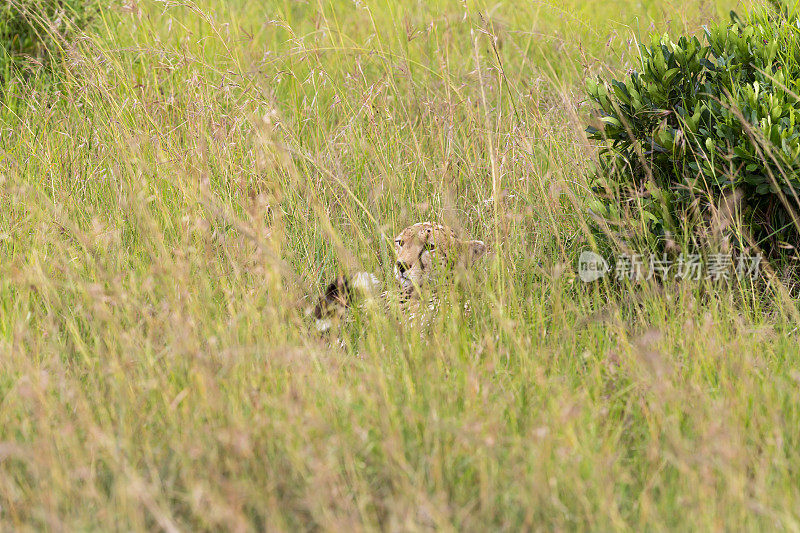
[{"x1": 3, "y1": 0, "x2": 800, "y2": 530}]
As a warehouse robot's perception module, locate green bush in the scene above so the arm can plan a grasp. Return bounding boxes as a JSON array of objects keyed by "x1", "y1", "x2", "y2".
[
  {"x1": 586, "y1": 1, "x2": 800, "y2": 256},
  {"x1": 0, "y1": 0, "x2": 101, "y2": 80}
]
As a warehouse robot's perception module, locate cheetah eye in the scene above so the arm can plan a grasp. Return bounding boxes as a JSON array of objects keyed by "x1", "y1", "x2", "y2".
[{"x1": 395, "y1": 239, "x2": 404, "y2": 247}]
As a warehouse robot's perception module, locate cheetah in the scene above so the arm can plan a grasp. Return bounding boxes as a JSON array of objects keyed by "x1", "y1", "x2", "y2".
[{"x1": 310, "y1": 222, "x2": 487, "y2": 331}]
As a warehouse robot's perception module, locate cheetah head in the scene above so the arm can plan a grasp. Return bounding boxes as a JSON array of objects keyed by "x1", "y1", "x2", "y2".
[{"x1": 393, "y1": 222, "x2": 487, "y2": 298}]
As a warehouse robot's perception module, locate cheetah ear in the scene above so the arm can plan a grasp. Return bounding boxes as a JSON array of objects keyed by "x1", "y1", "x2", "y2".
[{"x1": 466, "y1": 240, "x2": 488, "y2": 263}]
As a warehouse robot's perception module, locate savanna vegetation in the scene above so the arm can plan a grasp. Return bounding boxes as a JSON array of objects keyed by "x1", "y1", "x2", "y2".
[{"x1": 2, "y1": 0, "x2": 800, "y2": 530}]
